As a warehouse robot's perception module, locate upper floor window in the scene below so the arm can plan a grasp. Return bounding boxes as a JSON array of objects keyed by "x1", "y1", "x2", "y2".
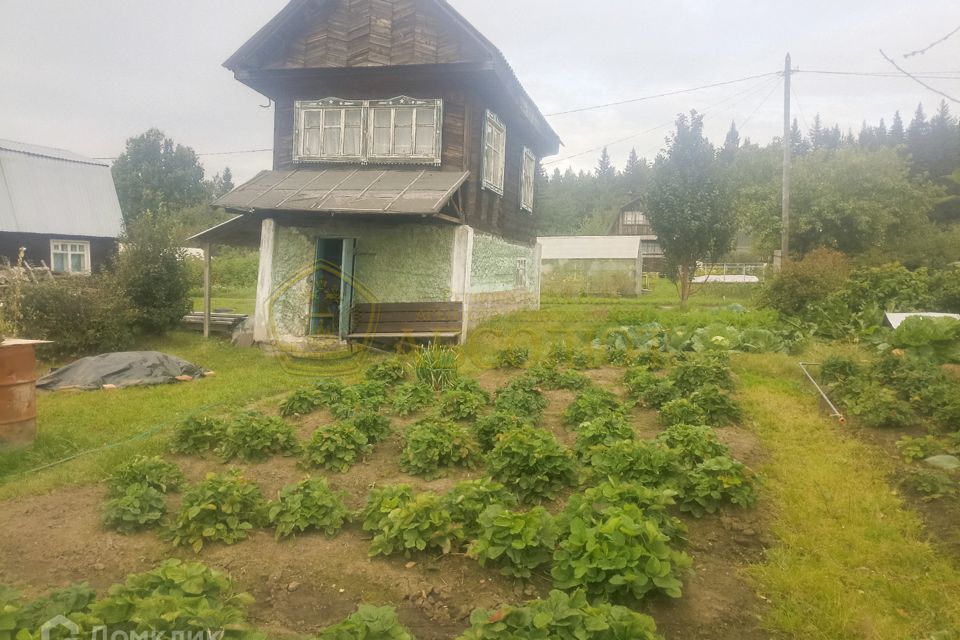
[
  {"x1": 520, "y1": 147, "x2": 536, "y2": 212},
  {"x1": 482, "y1": 110, "x2": 506, "y2": 194},
  {"x1": 50, "y1": 240, "x2": 90, "y2": 274},
  {"x1": 622, "y1": 210, "x2": 647, "y2": 226},
  {"x1": 294, "y1": 97, "x2": 442, "y2": 164}
]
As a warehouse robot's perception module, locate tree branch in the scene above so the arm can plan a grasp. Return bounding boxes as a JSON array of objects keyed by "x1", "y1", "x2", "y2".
[
  {"x1": 879, "y1": 49, "x2": 960, "y2": 104},
  {"x1": 903, "y1": 24, "x2": 960, "y2": 58}
]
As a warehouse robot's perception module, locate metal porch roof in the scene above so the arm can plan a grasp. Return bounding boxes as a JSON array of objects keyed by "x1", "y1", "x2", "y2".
[{"x1": 214, "y1": 168, "x2": 469, "y2": 215}]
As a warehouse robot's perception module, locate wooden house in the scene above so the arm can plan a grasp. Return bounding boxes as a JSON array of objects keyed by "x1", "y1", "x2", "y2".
[
  {"x1": 609, "y1": 196, "x2": 654, "y2": 236},
  {"x1": 192, "y1": 0, "x2": 560, "y2": 346},
  {"x1": 0, "y1": 140, "x2": 123, "y2": 274}
]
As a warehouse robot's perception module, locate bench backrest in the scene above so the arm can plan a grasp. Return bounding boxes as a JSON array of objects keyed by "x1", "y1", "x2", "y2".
[{"x1": 351, "y1": 302, "x2": 463, "y2": 335}]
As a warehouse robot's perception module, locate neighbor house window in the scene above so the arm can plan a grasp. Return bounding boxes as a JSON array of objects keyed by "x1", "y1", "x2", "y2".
[
  {"x1": 622, "y1": 210, "x2": 647, "y2": 226},
  {"x1": 293, "y1": 96, "x2": 441, "y2": 164},
  {"x1": 482, "y1": 110, "x2": 506, "y2": 194},
  {"x1": 515, "y1": 257, "x2": 528, "y2": 287},
  {"x1": 50, "y1": 240, "x2": 90, "y2": 274},
  {"x1": 520, "y1": 147, "x2": 536, "y2": 212}
]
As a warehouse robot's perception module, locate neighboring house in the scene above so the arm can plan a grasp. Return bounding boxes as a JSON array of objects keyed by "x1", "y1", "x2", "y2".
[
  {"x1": 538, "y1": 235, "x2": 663, "y2": 297},
  {"x1": 192, "y1": 0, "x2": 560, "y2": 346},
  {"x1": 609, "y1": 196, "x2": 655, "y2": 236},
  {"x1": 0, "y1": 139, "x2": 123, "y2": 274}
]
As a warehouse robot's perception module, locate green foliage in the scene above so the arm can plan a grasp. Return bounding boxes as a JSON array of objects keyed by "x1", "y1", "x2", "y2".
[
  {"x1": 468, "y1": 505, "x2": 558, "y2": 578},
  {"x1": 493, "y1": 377, "x2": 548, "y2": 420},
  {"x1": 473, "y1": 412, "x2": 533, "y2": 451},
  {"x1": 399, "y1": 419, "x2": 478, "y2": 478},
  {"x1": 586, "y1": 440, "x2": 679, "y2": 486},
  {"x1": 368, "y1": 492, "x2": 463, "y2": 557},
  {"x1": 352, "y1": 412, "x2": 392, "y2": 444},
  {"x1": 115, "y1": 211, "x2": 192, "y2": 334},
  {"x1": 688, "y1": 384, "x2": 742, "y2": 426},
  {"x1": 525, "y1": 362, "x2": 591, "y2": 390},
  {"x1": 303, "y1": 423, "x2": 370, "y2": 472},
  {"x1": 330, "y1": 381, "x2": 389, "y2": 420},
  {"x1": 218, "y1": 412, "x2": 300, "y2": 463},
  {"x1": 414, "y1": 345, "x2": 461, "y2": 390},
  {"x1": 361, "y1": 484, "x2": 414, "y2": 533},
  {"x1": 760, "y1": 249, "x2": 852, "y2": 315},
  {"x1": 457, "y1": 589, "x2": 663, "y2": 640},
  {"x1": 314, "y1": 378, "x2": 347, "y2": 405},
  {"x1": 639, "y1": 379, "x2": 679, "y2": 409},
  {"x1": 678, "y1": 456, "x2": 758, "y2": 517},
  {"x1": 670, "y1": 355, "x2": 735, "y2": 394},
  {"x1": 623, "y1": 366, "x2": 660, "y2": 398},
  {"x1": 267, "y1": 477, "x2": 350, "y2": 539},
  {"x1": 391, "y1": 382, "x2": 436, "y2": 417},
  {"x1": 901, "y1": 469, "x2": 957, "y2": 499},
  {"x1": 439, "y1": 386, "x2": 488, "y2": 421},
  {"x1": 656, "y1": 424, "x2": 729, "y2": 467},
  {"x1": 546, "y1": 341, "x2": 574, "y2": 364},
  {"x1": 563, "y1": 388, "x2": 626, "y2": 428},
  {"x1": 365, "y1": 359, "x2": 407, "y2": 384},
  {"x1": 552, "y1": 504, "x2": 692, "y2": 600},
  {"x1": 561, "y1": 481, "x2": 687, "y2": 545},
  {"x1": 279, "y1": 389, "x2": 322, "y2": 417},
  {"x1": 317, "y1": 604, "x2": 417, "y2": 640},
  {"x1": 15, "y1": 583, "x2": 97, "y2": 631},
  {"x1": 845, "y1": 382, "x2": 914, "y2": 428},
  {"x1": 169, "y1": 415, "x2": 227, "y2": 455},
  {"x1": 573, "y1": 415, "x2": 635, "y2": 459},
  {"x1": 896, "y1": 435, "x2": 947, "y2": 462},
  {"x1": 487, "y1": 427, "x2": 576, "y2": 503},
  {"x1": 442, "y1": 479, "x2": 518, "y2": 539},
  {"x1": 820, "y1": 356, "x2": 861, "y2": 385},
  {"x1": 569, "y1": 348, "x2": 599, "y2": 370},
  {"x1": 658, "y1": 398, "x2": 705, "y2": 427},
  {"x1": 494, "y1": 347, "x2": 530, "y2": 368},
  {"x1": 884, "y1": 317, "x2": 960, "y2": 363},
  {"x1": 102, "y1": 483, "x2": 167, "y2": 533},
  {"x1": 604, "y1": 344, "x2": 630, "y2": 365},
  {"x1": 168, "y1": 471, "x2": 265, "y2": 552},
  {"x1": 106, "y1": 455, "x2": 184, "y2": 496}
]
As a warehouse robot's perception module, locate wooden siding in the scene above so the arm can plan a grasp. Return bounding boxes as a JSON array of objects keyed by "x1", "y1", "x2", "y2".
[
  {"x1": 263, "y1": 0, "x2": 487, "y2": 70},
  {"x1": 0, "y1": 232, "x2": 117, "y2": 273}
]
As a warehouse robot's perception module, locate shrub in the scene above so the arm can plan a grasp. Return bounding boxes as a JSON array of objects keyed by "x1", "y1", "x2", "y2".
[
  {"x1": 279, "y1": 389, "x2": 322, "y2": 417},
  {"x1": 586, "y1": 440, "x2": 679, "y2": 486},
  {"x1": 103, "y1": 483, "x2": 167, "y2": 533},
  {"x1": 678, "y1": 456, "x2": 758, "y2": 517},
  {"x1": 573, "y1": 415, "x2": 635, "y2": 459},
  {"x1": 656, "y1": 424, "x2": 729, "y2": 466},
  {"x1": 318, "y1": 605, "x2": 417, "y2": 640},
  {"x1": 368, "y1": 492, "x2": 463, "y2": 557},
  {"x1": 552, "y1": 504, "x2": 691, "y2": 601},
  {"x1": 439, "y1": 387, "x2": 488, "y2": 421},
  {"x1": 442, "y1": 479, "x2": 518, "y2": 539},
  {"x1": 399, "y1": 419, "x2": 479, "y2": 478},
  {"x1": 268, "y1": 477, "x2": 350, "y2": 539},
  {"x1": 114, "y1": 211, "x2": 192, "y2": 334},
  {"x1": 218, "y1": 412, "x2": 300, "y2": 463},
  {"x1": 10, "y1": 275, "x2": 135, "y2": 358},
  {"x1": 107, "y1": 455, "x2": 184, "y2": 496},
  {"x1": 760, "y1": 248, "x2": 851, "y2": 316},
  {"x1": 169, "y1": 415, "x2": 227, "y2": 455},
  {"x1": 493, "y1": 380, "x2": 547, "y2": 420},
  {"x1": 351, "y1": 412, "x2": 392, "y2": 444},
  {"x1": 360, "y1": 484, "x2": 414, "y2": 532},
  {"x1": 473, "y1": 412, "x2": 533, "y2": 451},
  {"x1": 931, "y1": 267, "x2": 960, "y2": 313},
  {"x1": 487, "y1": 427, "x2": 576, "y2": 503},
  {"x1": 330, "y1": 381, "x2": 389, "y2": 419},
  {"x1": 391, "y1": 381, "x2": 436, "y2": 416},
  {"x1": 468, "y1": 505, "x2": 558, "y2": 578},
  {"x1": 458, "y1": 589, "x2": 662, "y2": 640},
  {"x1": 563, "y1": 388, "x2": 626, "y2": 428},
  {"x1": 414, "y1": 345, "x2": 460, "y2": 389},
  {"x1": 561, "y1": 481, "x2": 686, "y2": 545},
  {"x1": 364, "y1": 358, "x2": 407, "y2": 384},
  {"x1": 168, "y1": 471, "x2": 265, "y2": 552},
  {"x1": 494, "y1": 346, "x2": 530, "y2": 368},
  {"x1": 303, "y1": 422, "x2": 370, "y2": 472},
  {"x1": 658, "y1": 398, "x2": 705, "y2": 427}
]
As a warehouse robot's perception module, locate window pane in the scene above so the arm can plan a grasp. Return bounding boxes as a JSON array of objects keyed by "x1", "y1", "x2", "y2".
[
  {"x1": 52, "y1": 253, "x2": 65, "y2": 272},
  {"x1": 394, "y1": 109, "x2": 413, "y2": 155},
  {"x1": 343, "y1": 125, "x2": 361, "y2": 156},
  {"x1": 344, "y1": 109, "x2": 361, "y2": 127},
  {"x1": 324, "y1": 110, "x2": 342, "y2": 127},
  {"x1": 303, "y1": 129, "x2": 322, "y2": 156},
  {"x1": 416, "y1": 107, "x2": 435, "y2": 127},
  {"x1": 373, "y1": 108, "x2": 391, "y2": 127},
  {"x1": 70, "y1": 253, "x2": 83, "y2": 273},
  {"x1": 322, "y1": 127, "x2": 342, "y2": 156},
  {"x1": 415, "y1": 109, "x2": 435, "y2": 156},
  {"x1": 304, "y1": 111, "x2": 323, "y2": 128}
]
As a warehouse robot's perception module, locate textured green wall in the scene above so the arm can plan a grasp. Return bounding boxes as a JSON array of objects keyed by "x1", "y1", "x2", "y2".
[
  {"x1": 269, "y1": 221, "x2": 456, "y2": 339},
  {"x1": 470, "y1": 231, "x2": 538, "y2": 294}
]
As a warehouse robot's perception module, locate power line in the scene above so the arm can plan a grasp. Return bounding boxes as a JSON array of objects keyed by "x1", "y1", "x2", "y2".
[
  {"x1": 879, "y1": 49, "x2": 959, "y2": 104},
  {"x1": 795, "y1": 69, "x2": 960, "y2": 80},
  {"x1": 738, "y1": 76, "x2": 783, "y2": 131},
  {"x1": 543, "y1": 71, "x2": 782, "y2": 117}
]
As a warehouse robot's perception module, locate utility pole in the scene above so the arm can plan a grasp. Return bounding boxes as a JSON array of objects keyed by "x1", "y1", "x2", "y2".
[{"x1": 780, "y1": 53, "x2": 792, "y2": 266}]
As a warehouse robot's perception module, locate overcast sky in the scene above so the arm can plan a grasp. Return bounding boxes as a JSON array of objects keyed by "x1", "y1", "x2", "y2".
[{"x1": 2, "y1": 1, "x2": 958, "y2": 183}]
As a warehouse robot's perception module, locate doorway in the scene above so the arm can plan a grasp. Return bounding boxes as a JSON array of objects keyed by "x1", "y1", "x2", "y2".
[{"x1": 309, "y1": 238, "x2": 355, "y2": 337}]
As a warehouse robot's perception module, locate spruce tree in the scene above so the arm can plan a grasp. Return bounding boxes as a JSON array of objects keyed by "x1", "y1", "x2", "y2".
[{"x1": 889, "y1": 111, "x2": 906, "y2": 145}]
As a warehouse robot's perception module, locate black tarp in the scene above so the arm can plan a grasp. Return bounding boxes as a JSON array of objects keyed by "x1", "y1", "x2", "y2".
[{"x1": 37, "y1": 351, "x2": 206, "y2": 390}]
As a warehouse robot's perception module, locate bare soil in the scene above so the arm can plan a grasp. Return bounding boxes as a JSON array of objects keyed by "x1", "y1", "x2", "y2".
[{"x1": 0, "y1": 366, "x2": 772, "y2": 639}]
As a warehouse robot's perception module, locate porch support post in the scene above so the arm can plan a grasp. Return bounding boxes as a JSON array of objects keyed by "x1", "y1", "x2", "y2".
[
  {"x1": 450, "y1": 225, "x2": 474, "y2": 344},
  {"x1": 635, "y1": 239, "x2": 644, "y2": 297},
  {"x1": 254, "y1": 218, "x2": 277, "y2": 343},
  {"x1": 533, "y1": 240, "x2": 542, "y2": 310},
  {"x1": 202, "y1": 243, "x2": 212, "y2": 338}
]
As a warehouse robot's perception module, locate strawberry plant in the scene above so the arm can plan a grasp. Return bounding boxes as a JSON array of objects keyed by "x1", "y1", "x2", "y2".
[
  {"x1": 439, "y1": 385, "x2": 489, "y2": 421},
  {"x1": 623, "y1": 366, "x2": 659, "y2": 398},
  {"x1": 677, "y1": 456, "x2": 757, "y2": 517},
  {"x1": 268, "y1": 477, "x2": 350, "y2": 539},
  {"x1": 901, "y1": 469, "x2": 957, "y2": 499},
  {"x1": 688, "y1": 384, "x2": 742, "y2": 426},
  {"x1": 604, "y1": 344, "x2": 629, "y2": 365},
  {"x1": 414, "y1": 345, "x2": 461, "y2": 390},
  {"x1": 391, "y1": 381, "x2": 436, "y2": 416},
  {"x1": 487, "y1": 426, "x2": 576, "y2": 503},
  {"x1": 820, "y1": 355, "x2": 861, "y2": 385},
  {"x1": 102, "y1": 483, "x2": 167, "y2": 533},
  {"x1": 639, "y1": 379, "x2": 679, "y2": 409},
  {"x1": 526, "y1": 363, "x2": 591, "y2": 390},
  {"x1": 563, "y1": 388, "x2": 626, "y2": 428},
  {"x1": 217, "y1": 412, "x2": 301, "y2": 463},
  {"x1": 458, "y1": 588, "x2": 663, "y2": 640},
  {"x1": 168, "y1": 471, "x2": 266, "y2": 552},
  {"x1": 303, "y1": 422, "x2": 371, "y2": 472},
  {"x1": 12, "y1": 583, "x2": 96, "y2": 632},
  {"x1": 896, "y1": 435, "x2": 947, "y2": 461},
  {"x1": 656, "y1": 423, "x2": 729, "y2": 466},
  {"x1": 317, "y1": 604, "x2": 416, "y2": 640},
  {"x1": 658, "y1": 398, "x2": 706, "y2": 427},
  {"x1": 169, "y1": 415, "x2": 227, "y2": 455},
  {"x1": 279, "y1": 388, "x2": 322, "y2": 417},
  {"x1": 562, "y1": 481, "x2": 687, "y2": 545},
  {"x1": 493, "y1": 379, "x2": 547, "y2": 420},
  {"x1": 845, "y1": 382, "x2": 913, "y2": 428},
  {"x1": 368, "y1": 492, "x2": 464, "y2": 557},
  {"x1": 586, "y1": 440, "x2": 679, "y2": 486},
  {"x1": 364, "y1": 358, "x2": 407, "y2": 384},
  {"x1": 107, "y1": 455, "x2": 184, "y2": 495},
  {"x1": 494, "y1": 346, "x2": 530, "y2": 368},
  {"x1": 573, "y1": 415, "x2": 635, "y2": 459},
  {"x1": 399, "y1": 418, "x2": 479, "y2": 478},
  {"x1": 314, "y1": 377, "x2": 346, "y2": 405},
  {"x1": 361, "y1": 484, "x2": 414, "y2": 532},
  {"x1": 473, "y1": 412, "x2": 533, "y2": 451},
  {"x1": 570, "y1": 348, "x2": 598, "y2": 370},
  {"x1": 670, "y1": 355, "x2": 735, "y2": 394},
  {"x1": 352, "y1": 412, "x2": 392, "y2": 444},
  {"x1": 467, "y1": 505, "x2": 558, "y2": 578},
  {"x1": 442, "y1": 479, "x2": 518, "y2": 539},
  {"x1": 330, "y1": 381, "x2": 389, "y2": 419},
  {"x1": 546, "y1": 340, "x2": 574, "y2": 364},
  {"x1": 552, "y1": 504, "x2": 691, "y2": 601}
]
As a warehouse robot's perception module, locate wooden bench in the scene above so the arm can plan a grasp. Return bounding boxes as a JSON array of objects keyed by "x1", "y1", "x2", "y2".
[
  {"x1": 347, "y1": 302, "x2": 463, "y2": 342},
  {"x1": 181, "y1": 312, "x2": 247, "y2": 334}
]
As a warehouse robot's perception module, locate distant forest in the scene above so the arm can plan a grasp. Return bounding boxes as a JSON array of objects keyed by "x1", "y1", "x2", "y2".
[{"x1": 535, "y1": 100, "x2": 960, "y2": 266}]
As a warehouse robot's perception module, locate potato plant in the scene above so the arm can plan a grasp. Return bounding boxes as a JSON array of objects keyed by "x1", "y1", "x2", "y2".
[
  {"x1": 399, "y1": 418, "x2": 479, "y2": 478},
  {"x1": 487, "y1": 426, "x2": 576, "y2": 503},
  {"x1": 268, "y1": 477, "x2": 350, "y2": 539},
  {"x1": 168, "y1": 471, "x2": 266, "y2": 552},
  {"x1": 368, "y1": 492, "x2": 464, "y2": 557},
  {"x1": 467, "y1": 505, "x2": 558, "y2": 578},
  {"x1": 217, "y1": 412, "x2": 301, "y2": 463},
  {"x1": 303, "y1": 422, "x2": 371, "y2": 472}
]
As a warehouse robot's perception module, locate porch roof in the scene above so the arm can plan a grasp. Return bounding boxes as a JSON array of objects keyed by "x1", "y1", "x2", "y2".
[{"x1": 214, "y1": 168, "x2": 469, "y2": 216}]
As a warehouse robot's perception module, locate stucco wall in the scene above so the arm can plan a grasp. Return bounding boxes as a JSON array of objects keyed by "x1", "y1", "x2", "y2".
[
  {"x1": 269, "y1": 221, "x2": 456, "y2": 340},
  {"x1": 465, "y1": 231, "x2": 539, "y2": 329}
]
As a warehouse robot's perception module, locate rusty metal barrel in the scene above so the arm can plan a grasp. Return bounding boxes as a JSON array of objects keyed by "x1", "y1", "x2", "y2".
[{"x1": 0, "y1": 339, "x2": 46, "y2": 449}]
